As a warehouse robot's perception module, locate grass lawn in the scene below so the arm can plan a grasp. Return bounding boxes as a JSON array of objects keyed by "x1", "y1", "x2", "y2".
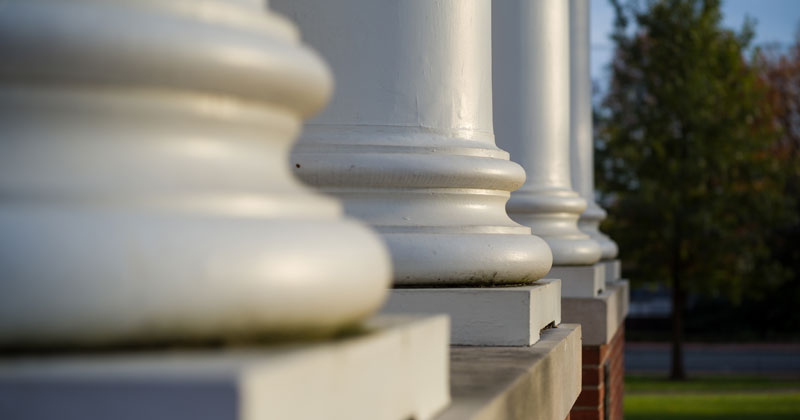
[{"x1": 625, "y1": 376, "x2": 800, "y2": 420}]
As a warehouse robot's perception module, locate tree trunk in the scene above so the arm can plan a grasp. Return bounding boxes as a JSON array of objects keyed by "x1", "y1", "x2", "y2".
[
  {"x1": 670, "y1": 272, "x2": 687, "y2": 380},
  {"x1": 671, "y1": 129, "x2": 689, "y2": 381},
  {"x1": 670, "y1": 207, "x2": 687, "y2": 380}
]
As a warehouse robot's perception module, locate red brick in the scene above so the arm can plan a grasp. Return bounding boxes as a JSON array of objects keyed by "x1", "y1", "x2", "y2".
[
  {"x1": 582, "y1": 347, "x2": 600, "y2": 365},
  {"x1": 569, "y1": 406, "x2": 603, "y2": 420},
  {"x1": 582, "y1": 344, "x2": 609, "y2": 365},
  {"x1": 571, "y1": 326, "x2": 626, "y2": 420},
  {"x1": 605, "y1": 327, "x2": 626, "y2": 420},
  {"x1": 575, "y1": 385, "x2": 604, "y2": 407},
  {"x1": 582, "y1": 366, "x2": 602, "y2": 386}
]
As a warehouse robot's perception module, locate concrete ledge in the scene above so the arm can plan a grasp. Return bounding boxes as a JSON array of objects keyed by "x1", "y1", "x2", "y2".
[
  {"x1": 548, "y1": 264, "x2": 605, "y2": 298},
  {"x1": 381, "y1": 279, "x2": 561, "y2": 346},
  {"x1": 0, "y1": 315, "x2": 450, "y2": 420},
  {"x1": 561, "y1": 280, "x2": 629, "y2": 346},
  {"x1": 436, "y1": 324, "x2": 582, "y2": 420},
  {"x1": 619, "y1": 279, "x2": 630, "y2": 322},
  {"x1": 602, "y1": 259, "x2": 621, "y2": 284}
]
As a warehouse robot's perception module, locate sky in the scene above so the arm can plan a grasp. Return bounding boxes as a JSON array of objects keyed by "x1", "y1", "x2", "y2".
[{"x1": 590, "y1": 0, "x2": 800, "y2": 83}]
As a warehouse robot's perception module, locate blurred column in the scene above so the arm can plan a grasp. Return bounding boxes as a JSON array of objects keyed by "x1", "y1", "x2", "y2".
[
  {"x1": 494, "y1": 0, "x2": 604, "y2": 298},
  {"x1": 0, "y1": 0, "x2": 391, "y2": 347},
  {"x1": 273, "y1": 0, "x2": 553, "y2": 287},
  {"x1": 493, "y1": 0, "x2": 602, "y2": 268},
  {"x1": 570, "y1": 0, "x2": 619, "y2": 263},
  {"x1": 562, "y1": 3, "x2": 629, "y2": 417}
]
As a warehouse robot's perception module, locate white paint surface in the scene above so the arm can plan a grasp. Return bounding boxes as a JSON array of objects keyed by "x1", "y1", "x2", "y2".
[
  {"x1": 273, "y1": 0, "x2": 553, "y2": 286},
  {"x1": 548, "y1": 264, "x2": 606, "y2": 298},
  {"x1": 570, "y1": 0, "x2": 619, "y2": 260},
  {"x1": 562, "y1": 280, "x2": 629, "y2": 345},
  {"x1": 602, "y1": 259, "x2": 622, "y2": 284},
  {"x1": 0, "y1": 0, "x2": 391, "y2": 347},
  {"x1": 0, "y1": 315, "x2": 450, "y2": 420},
  {"x1": 493, "y1": 0, "x2": 603, "y2": 266},
  {"x1": 381, "y1": 279, "x2": 561, "y2": 346}
]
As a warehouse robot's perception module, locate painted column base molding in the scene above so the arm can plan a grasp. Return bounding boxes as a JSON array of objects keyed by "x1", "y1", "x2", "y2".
[
  {"x1": 492, "y1": 0, "x2": 603, "y2": 268},
  {"x1": 0, "y1": 0, "x2": 392, "y2": 347},
  {"x1": 578, "y1": 204, "x2": 620, "y2": 261},
  {"x1": 272, "y1": 0, "x2": 554, "y2": 287},
  {"x1": 381, "y1": 280, "x2": 561, "y2": 346},
  {"x1": 602, "y1": 260, "x2": 622, "y2": 284},
  {"x1": 549, "y1": 264, "x2": 606, "y2": 298},
  {"x1": 570, "y1": 0, "x2": 620, "y2": 264},
  {"x1": 435, "y1": 325, "x2": 582, "y2": 420},
  {"x1": 0, "y1": 316, "x2": 450, "y2": 420}
]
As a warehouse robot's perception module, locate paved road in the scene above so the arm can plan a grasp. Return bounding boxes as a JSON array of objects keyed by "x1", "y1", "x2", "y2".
[{"x1": 626, "y1": 343, "x2": 800, "y2": 375}]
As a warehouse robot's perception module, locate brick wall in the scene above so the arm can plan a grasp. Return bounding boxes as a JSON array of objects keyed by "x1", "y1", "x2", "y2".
[{"x1": 570, "y1": 327, "x2": 625, "y2": 420}]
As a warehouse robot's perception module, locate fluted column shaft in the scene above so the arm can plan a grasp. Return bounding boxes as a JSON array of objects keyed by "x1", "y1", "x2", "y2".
[
  {"x1": 569, "y1": 0, "x2": 619, "y2": 259},
  {"x1": 273, "y1": 0, "x2": 552, "y2": 286},
  {"x1": 493, "y1": 0, "x2": 601, "y2": 266},
  {"x1": 0, "y1": 0, "x2": 390, "y2": 348}
]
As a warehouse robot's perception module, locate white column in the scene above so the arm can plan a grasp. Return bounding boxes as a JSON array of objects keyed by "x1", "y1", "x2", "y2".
[
  {"x1": 570, "y1": 0, "x2": 619, "y2": 260},
  {"x1": 0, "y1": 0, "x2": 391, "y2": 347},
  {"x1": 493, "y1": 0, "x2": 602, "y2": 266},
  {"x1": 273, "y1": 0, "x2": 553, "y2": 286}
]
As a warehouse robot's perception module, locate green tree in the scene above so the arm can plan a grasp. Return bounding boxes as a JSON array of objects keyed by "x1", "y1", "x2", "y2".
[
  {"x1": 756, "y1": 31, "x2": 800, "y2": 339},
  {"x1": 596, "y1": 0, "x2": 793, "y2": 379}
]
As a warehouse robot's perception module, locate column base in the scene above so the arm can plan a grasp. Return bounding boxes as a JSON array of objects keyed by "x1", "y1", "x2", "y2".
[
  {"x1": 436, "y1": 324, "x2": 582, "y2": 420},
  {"x1": 381, "y1": 280, "x2": 561, "y2": 346},
  {"x1": 549, "y1": 264, "x2": 605, "y2": 298},
  {"x1": 561, "y1": 280, "x2": 629, "y2": 346},
  {"x1": 0, "y1": 315, "x2": 450, "y2": 420},
  {"x1": 601, "y1": 259, "x2": 621, "y2": 284}
]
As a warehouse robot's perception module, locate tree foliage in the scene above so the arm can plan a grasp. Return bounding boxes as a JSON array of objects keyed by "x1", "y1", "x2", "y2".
[
  {"x1": 595, "y1": 0, "x2": 796, "y2": 378},
  {"x1": 759, "y1": 32, "x2": 800, "y2": 177},
  {"x1": 754, "y1": 31, "x2": 800, "y2": 335}
]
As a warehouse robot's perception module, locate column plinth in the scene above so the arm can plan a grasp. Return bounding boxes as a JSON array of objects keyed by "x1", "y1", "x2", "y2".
[
  {"x1": 493, "y1": 0, "x2": 602, "y2": 267},
  {"x1": 382, "y1": 279, "x2": 561, "y2": 346},
  {"x1": 0, "y1": 0, "x2": 391, "y2": 347},
  {"x1": 274, "y1": 0, "x2": 553, "y2": 286}
]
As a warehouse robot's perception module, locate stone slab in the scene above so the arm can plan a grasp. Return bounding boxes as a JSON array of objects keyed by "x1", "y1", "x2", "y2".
[
  {"x1": 548, "y1": 264, "x2": 605, "y2": 298},
  {"x1": 436, "y1": 324, "x2": 582, "y2": 420},
  {"x1": 561, "y1": 280, "x2": 629, "y2": 346},
  {"x1": 381, "y1": 279, "x2": 561, "y2": 346},
  {"x1": 619, "y1": 279, "x2": 630, "y2": 322},
  {"x1": 602, "y1": 259, "x2": 621, "y2": 284},
  {"x1": 0, "y1": 315, "x2": 450, "y2": 420}
]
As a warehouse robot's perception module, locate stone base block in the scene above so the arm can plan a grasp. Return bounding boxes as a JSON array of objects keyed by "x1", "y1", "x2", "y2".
[
  {"x1": 619, "y1": 279, "x2": 630, "y2": 322},
  {"x1": 381, "y1": 279, "x2": 561, "y2": 346},
  {"x1": 548, "y1": 264, "x2": 605, "y2": 298},
  {"x1": 602, "y1": 259, "x2": 621, "y2": 284},
  {"x1": 436, "y1": 324, "x2": 582, "y2": 420},
  {"x1": 561, "y1": 280, "x2": 629, "y2": 346},
  {"x1": 0, "y1": 315, "x2": 450, "y2": 420}
]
